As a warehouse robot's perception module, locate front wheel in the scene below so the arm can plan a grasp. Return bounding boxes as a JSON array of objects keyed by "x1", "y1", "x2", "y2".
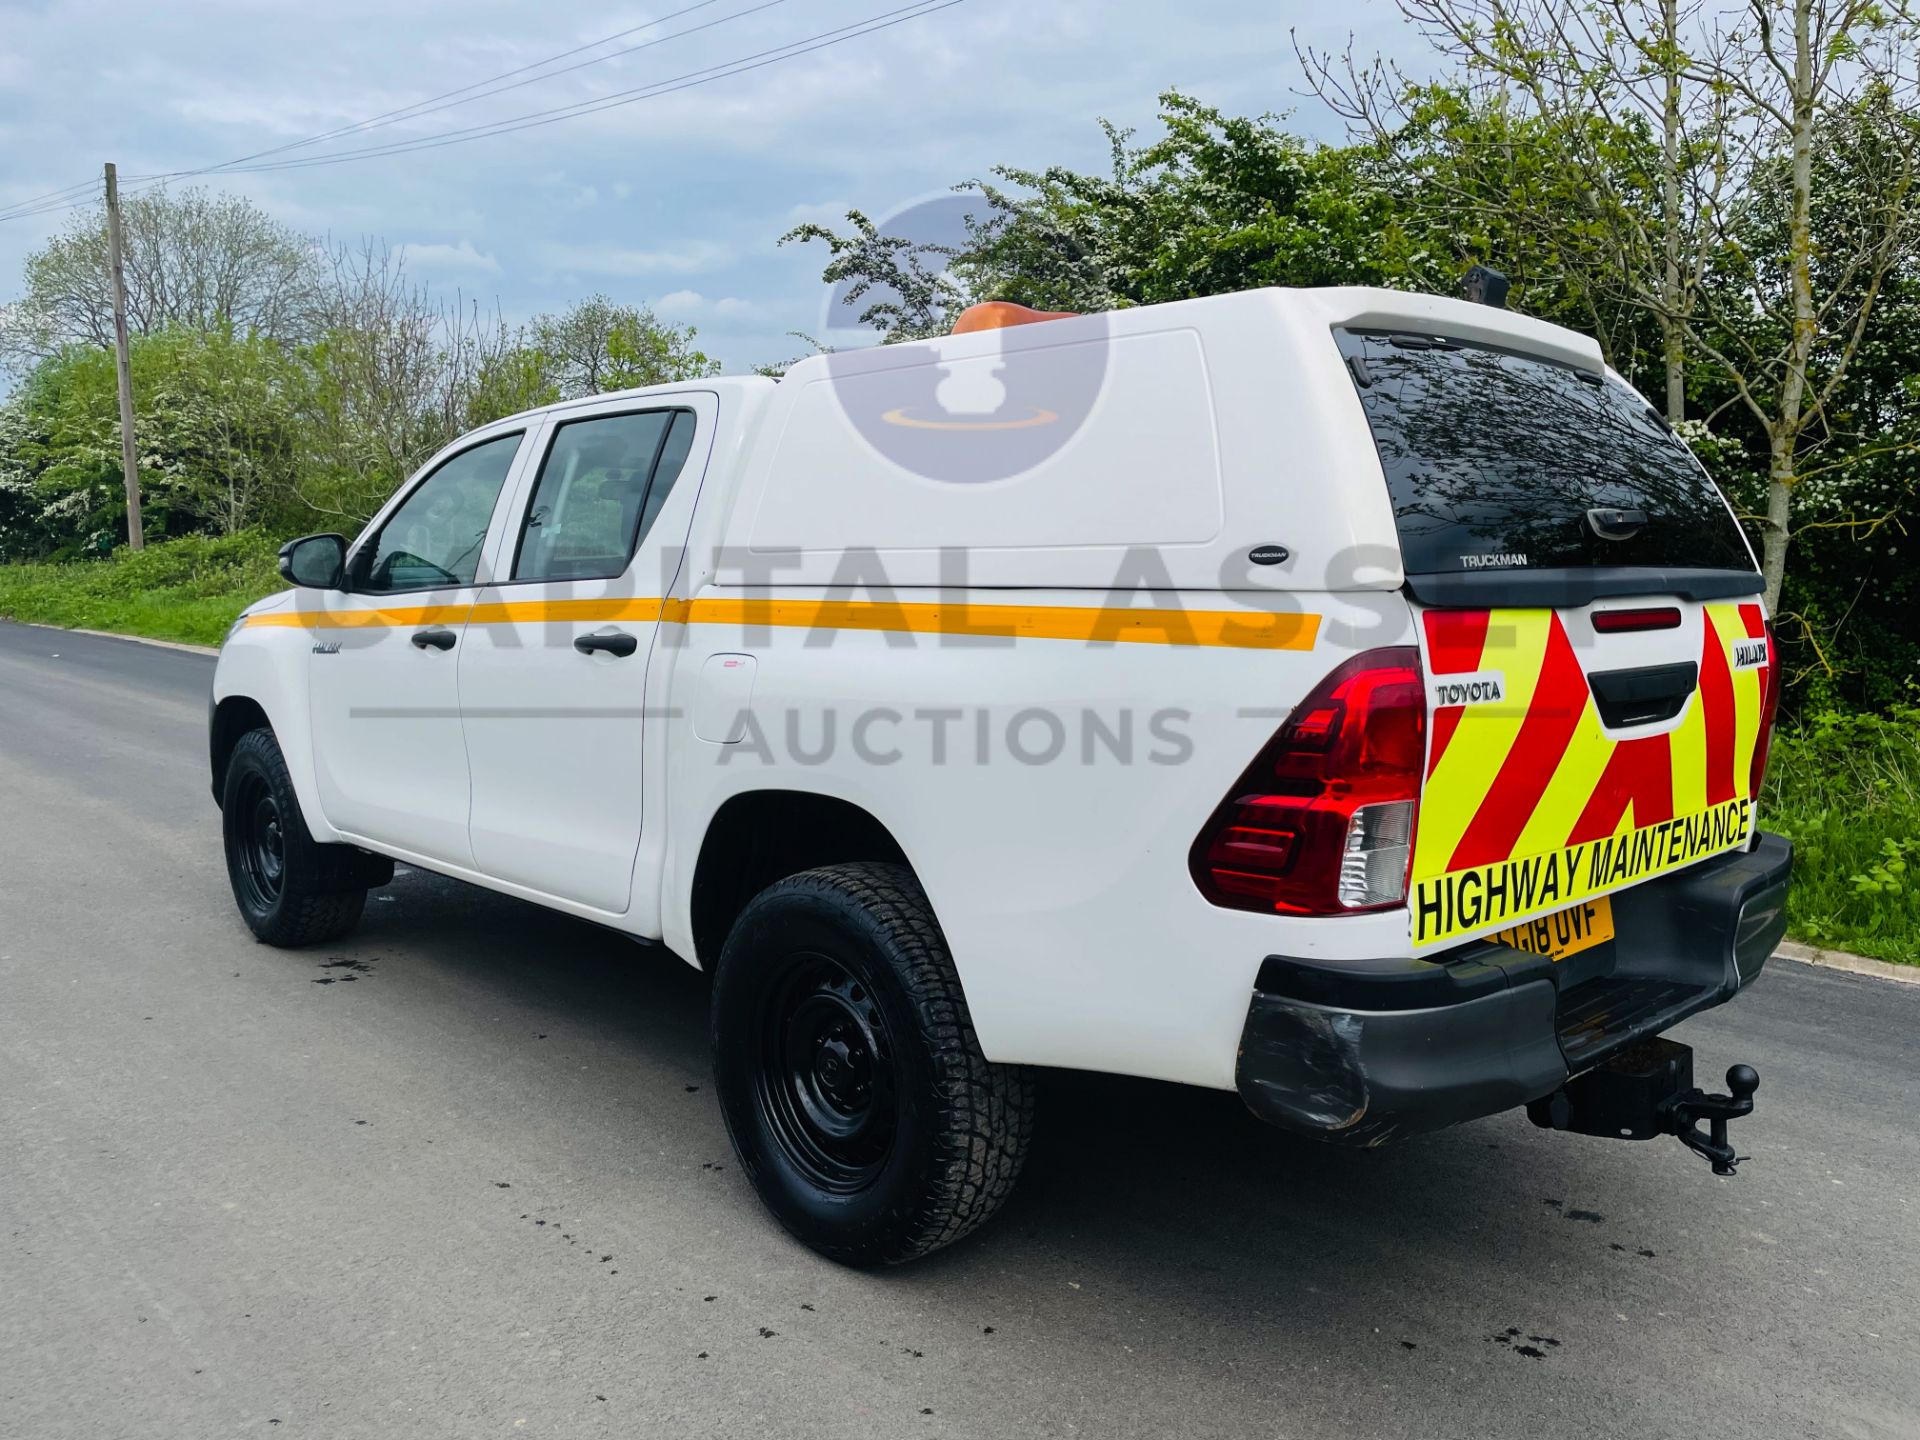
[
  {"x1": 221, "y1": 728, "x2": 368, "y2": 947},
  {"x1": 711, "y1": 863, "x2": 1036, "y2": 1266}
]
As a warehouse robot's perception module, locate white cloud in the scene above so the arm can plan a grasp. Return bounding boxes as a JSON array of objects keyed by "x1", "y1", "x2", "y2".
[
  {"x1": 781, "y1": 198, "x2": 853, "y2": 229},
  {"x1": 537, "y1": 239, "x2": 729, "y2": 277},
  {"x1": 654, "y1": 288, "x2": 703, "y2": 314},
  {"x1": 394, "y1": 239, "x2": 501, "y2": 274},
  {"x1": 713, "y1": 296, "x2": 755, "y2": 318}
]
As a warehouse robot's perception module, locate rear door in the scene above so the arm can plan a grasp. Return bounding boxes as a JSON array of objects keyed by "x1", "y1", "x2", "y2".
[
  {"x1": 457, "y1": 394, "x2": 711, "y2": 912},
  {"x1": 1333, "y1": 328, "x2": 1773, "y2": 952}
]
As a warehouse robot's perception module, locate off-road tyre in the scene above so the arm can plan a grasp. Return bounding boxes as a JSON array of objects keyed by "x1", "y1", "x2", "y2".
[
  {"x1": 221, "y1": 728, "x2": 368, "y2": 947},
  {"x1": 711, "y1": 862, "x2": 1036, "y2": 1266}
]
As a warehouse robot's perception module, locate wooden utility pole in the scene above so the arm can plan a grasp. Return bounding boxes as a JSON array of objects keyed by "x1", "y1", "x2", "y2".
[{"x1": 103, "y1": 161, "x2": 143, "y2": 550}]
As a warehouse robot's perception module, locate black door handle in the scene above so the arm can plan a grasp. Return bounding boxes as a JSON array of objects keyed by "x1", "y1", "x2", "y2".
[
  {"x1": 574, "y1": 631, "x2": 638, "y2": 658},
  {"x1": 411, "y1": 627, "x2": 457, "y2": 651}
]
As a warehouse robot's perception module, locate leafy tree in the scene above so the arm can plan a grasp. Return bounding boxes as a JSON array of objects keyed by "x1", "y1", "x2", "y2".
[
  {"x1": 464, "y1": 345, "x2": 561, "y2": 428},
  {"x1": 0, "y1": 329, "x2": 310, "y2": 552},
  {"x1": 525, "y1": 295, "x2": 721, "y2": 397},
  {"x1": 972, "y1": 94, "x2": 1445, "y2": 305},
  {"x1": 779, "y1": 209, "x2": 972, "y2": 342},
  {"x1": 296, "y1": 241, "x2": 515, "y2": 523},
  {"x1": 0, "y1": 187, "x2": 318, "y2": 371}
]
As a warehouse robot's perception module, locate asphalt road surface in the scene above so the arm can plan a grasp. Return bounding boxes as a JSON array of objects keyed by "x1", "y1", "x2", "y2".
[{"x1": 2, "y1": 619, "x2": 1915, "y2": 1440}]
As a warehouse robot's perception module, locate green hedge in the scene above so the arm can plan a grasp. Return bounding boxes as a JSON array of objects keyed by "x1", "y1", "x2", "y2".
[
  {"x1": 1762, "y1": 708, "x2": 1920, "y2": 965},
  {"x1": 0, "y1": 532, "x2": 284, "y2": 647}
]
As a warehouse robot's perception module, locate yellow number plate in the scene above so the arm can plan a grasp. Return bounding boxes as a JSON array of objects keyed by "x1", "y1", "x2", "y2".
[{"x1": 1489, "y1": 896, "x2": 1615, "y2": 962}]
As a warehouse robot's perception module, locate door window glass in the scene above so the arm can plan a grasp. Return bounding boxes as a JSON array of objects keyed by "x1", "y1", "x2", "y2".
[
  {"x1": 633, "y1": 409, "x2": 699, "y2": 549},
  {"x1": 358, "y1": 432, "x2": 523, "y2": 593},
  {"x1": 512, "y1": 409, "x2": 695, "y2": 583}
]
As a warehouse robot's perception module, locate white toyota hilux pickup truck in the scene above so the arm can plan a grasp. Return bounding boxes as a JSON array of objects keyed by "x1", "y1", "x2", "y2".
[{"x1": 211, "y1": 285, "x2": 1791, "y2": 1265}]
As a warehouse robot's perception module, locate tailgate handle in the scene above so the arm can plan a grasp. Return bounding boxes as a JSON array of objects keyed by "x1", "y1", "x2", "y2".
[
  {"x1": 1588, "y1": 506, "x2": 1649, "y2": 540},
  {"x1": 1588, "y1": 661, "x2": 1698, "y2": 728}
]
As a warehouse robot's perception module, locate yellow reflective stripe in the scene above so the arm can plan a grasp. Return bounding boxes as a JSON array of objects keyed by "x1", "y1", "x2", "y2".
[
  {"x1": 1417, "y1": 610, "x2": 1552, "y2": 874},
  {"x1": 246, "y1": 597, "x2": 1322, "y2": 650},
  {"x1": 468, "y1": 597, "x2": 672, "y2": 626},
  {"x1": 1668, "y1": 691, "x2": 1710, "y2": 818},
  {"x1": 1517, "y1": 700, "x2": 1613, "y2": 857},
  {"x1": 243, "y1": 603, "x2": 470, "y2": 629},
  {"x1": 677, "y1": 597, "x2": 1320, "y2": 649}
]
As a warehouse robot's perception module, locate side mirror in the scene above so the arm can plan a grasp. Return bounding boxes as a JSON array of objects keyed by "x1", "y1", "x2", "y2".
[{"x1": 278, "y1": 533, "x2": 348, "y2": 590}]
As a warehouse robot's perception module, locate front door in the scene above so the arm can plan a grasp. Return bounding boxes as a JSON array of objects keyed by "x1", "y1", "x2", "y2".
[
  {"x1": 307, "y1": 428, "x2": 531, "y2": 865},
  {"x1": 459, "y1": 395, "x2": 713, "y2": 911}
]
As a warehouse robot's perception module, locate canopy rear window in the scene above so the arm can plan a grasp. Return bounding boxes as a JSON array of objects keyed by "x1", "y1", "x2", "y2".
[{"x1": 1335, "y1": 328, "x2": 1756, "y2": 579}]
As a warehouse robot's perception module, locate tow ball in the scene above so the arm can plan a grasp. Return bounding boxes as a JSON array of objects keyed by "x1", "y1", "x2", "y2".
[{"x1": 1526, "y1": 1037, "x2": 1760, "y2": 1176}]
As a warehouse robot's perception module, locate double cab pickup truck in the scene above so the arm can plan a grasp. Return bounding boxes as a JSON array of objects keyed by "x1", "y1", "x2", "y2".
[{"x1": 211, "y1": 284, "x2": 1791, "y2": 1264}]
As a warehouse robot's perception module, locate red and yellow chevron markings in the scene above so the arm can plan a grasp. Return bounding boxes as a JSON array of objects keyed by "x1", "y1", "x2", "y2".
[{"x1": 1410, "y1": 602, "x2": 1766, "y2": 949}]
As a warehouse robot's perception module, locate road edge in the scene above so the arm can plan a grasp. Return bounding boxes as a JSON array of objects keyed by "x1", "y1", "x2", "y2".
[
  {"x1": 1776, "y1": 940, "x2": 1918, "y2": 985},
  {"x1": 23, "y1": 622, "x2": 219, "y2": 657}
]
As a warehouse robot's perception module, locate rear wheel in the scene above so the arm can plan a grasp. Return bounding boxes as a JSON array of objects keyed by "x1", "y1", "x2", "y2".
[
  {"x1": 711, "y1": 862, "x2": 1035, "y2": 1266},
  {"x1": 221, "y1": 728, "x2": 368, "y2": 947}
]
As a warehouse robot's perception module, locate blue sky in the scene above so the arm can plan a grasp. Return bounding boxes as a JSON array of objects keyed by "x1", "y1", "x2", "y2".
[{"x1": 0, "y1": 0, "x2": 1429, "y2": 373}]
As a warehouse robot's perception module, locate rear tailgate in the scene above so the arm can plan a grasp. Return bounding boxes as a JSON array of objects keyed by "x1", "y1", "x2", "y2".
[
  {"x1": 1409, "y1": 598, "x2": 1769, "y2": 950},
  {"x1": 1330, "y1": 322, "x2": 1773, "y2": 952}
]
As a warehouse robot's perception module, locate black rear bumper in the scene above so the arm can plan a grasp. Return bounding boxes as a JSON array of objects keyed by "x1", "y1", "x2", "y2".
[{"x1": 1235, "y1": 832, "x2": 1793, "y2": 1144}]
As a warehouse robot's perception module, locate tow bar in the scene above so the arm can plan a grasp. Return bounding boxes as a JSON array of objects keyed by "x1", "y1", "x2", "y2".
[{"x1": 1526, "y1": 1037, "x2": 1760, "y2": 1176}]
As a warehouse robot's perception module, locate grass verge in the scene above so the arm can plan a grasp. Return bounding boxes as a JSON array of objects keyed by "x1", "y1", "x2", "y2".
[
  {"x1": 1763, "y1": 707, "x2": 1920, "y2": 965},
  {"x1": 0, "y1": 533, "x2": 284, "y2": 648}
]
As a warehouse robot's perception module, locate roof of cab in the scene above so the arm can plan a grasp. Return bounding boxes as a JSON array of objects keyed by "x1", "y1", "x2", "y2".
[{"x1": 480, "y1": 374, "x2": 779, "y2": 433}]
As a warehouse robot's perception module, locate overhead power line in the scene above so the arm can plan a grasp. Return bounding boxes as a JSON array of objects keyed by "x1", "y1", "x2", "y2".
[
  {"x1": 0, "y1": 0, "x2": 756, "y2": 220},
  {"x1": 133, "y1": 0, "x2": 781, "y2": 181},
  {"x1": 0, "y1": 177, "x2": 104, "y2": 218},
  {"x1": 1, "y1": 0, "x2": 955, "y2": 224},
  {"x1": 210, "y1": 0, "x2": 960, "y2": 176}
]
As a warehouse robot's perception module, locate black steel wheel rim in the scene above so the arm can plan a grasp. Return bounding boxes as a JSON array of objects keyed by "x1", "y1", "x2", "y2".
[
  {"x1": 233, "y1": 772, "x2": 286, "y2": 911},
  {"x1": 753, "y1": 952, "x2": 897, "y2": 1194}
]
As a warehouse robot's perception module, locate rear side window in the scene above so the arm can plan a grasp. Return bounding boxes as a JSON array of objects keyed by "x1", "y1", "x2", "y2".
[
  {"x1": 1335, "y1": 328, "x2": 1755, "y2": 577},
  {"x1": 512, "y1": 408, "x2": 692, "y2": 583}
]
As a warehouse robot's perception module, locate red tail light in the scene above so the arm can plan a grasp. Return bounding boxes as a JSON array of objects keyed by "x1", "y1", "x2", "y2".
[
  {"x1": 1749, "y1": 622, "x2": 1781, "y2": 798},
  {"x1": 1191, "y1": 648, "x2": 1425, "y2": 915}
]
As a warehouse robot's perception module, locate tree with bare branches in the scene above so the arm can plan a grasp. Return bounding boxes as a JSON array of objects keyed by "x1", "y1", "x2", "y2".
[
  {"x1": 1304, "y1": 0, "x2": 1920, "y2": 611},
  {"x1": 0, "y1": 187, "x2": 319, "y2": 371}
]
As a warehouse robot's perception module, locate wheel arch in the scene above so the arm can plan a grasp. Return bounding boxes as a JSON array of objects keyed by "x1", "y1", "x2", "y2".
[
  {"x1": 209, "y1": 694, "x2": 273, "y2": 806},
  {"x1": 688, "y1": 789, "x2": 911, "y2": 968}
]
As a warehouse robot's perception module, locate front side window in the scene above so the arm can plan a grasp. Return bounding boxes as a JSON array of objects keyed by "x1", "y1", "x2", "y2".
[
  {"x1": 511, "y1": 408, "x2": 697, "y2": 583},
  {"x1": 357, "y1": 432, "x2": 523, "y2": 593}
]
